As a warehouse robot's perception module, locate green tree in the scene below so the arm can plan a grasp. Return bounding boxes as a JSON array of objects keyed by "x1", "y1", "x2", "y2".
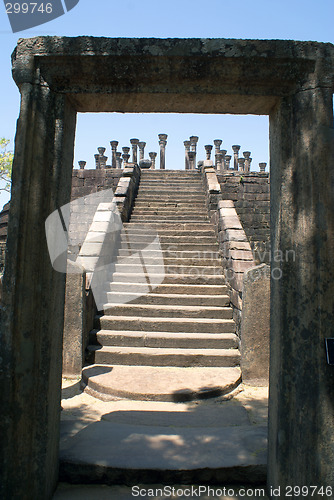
[{"x1": 0, "y1": 138, "x2": 13, "y2": 193}]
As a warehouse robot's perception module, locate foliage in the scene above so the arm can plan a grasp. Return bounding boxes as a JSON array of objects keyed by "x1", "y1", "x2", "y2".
[{"x1": 0, "y1": 138, "x2": 13, "y2": 193}]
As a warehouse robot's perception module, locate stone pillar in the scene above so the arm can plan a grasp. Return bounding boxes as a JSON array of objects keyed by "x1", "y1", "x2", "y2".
[
  {"x1": 187, "y1": 151, "x2": 196, "y2": 170},
  {"x1": 238, "y1": 157, "x2": 245, "y2": 172},
  {"x1": 122, "y1": 152, "x2": 130, "y2": 166},
  {"x1": 115, "y1": 152, "x2": 122, "y2": 168},
  {"x1": 158, "y1": 133, "x2": 168, "y2": 169},
  {"x1": 221, "y1": 149, "x2": 227, "y2": 170},
  {"x1": 184, "y1": 140, "x2": 191, "y2": 169},
  {"x1": 94, "y1": 153, "x2": 100, "y2": 169},
  {"x1": 78, "y1": 161, "x2": 86, "y2": 169},
  {"x1": 213, "y1": 139, "x2": 222, "y2": 169},
  {"x1": 138, "y1": 141, "x2": 146, "y2": 161},
  {"x1": 204, "y1": 144, "x2": 213, "y2": 160},
  {"x1": 225, "y1": 155, "x2": 232, "y2": 169},
  {"x1": 243, "y1": 151, "x2": 251, "y2": 172},
  {"x1": 232, "y1": 145, "x2": 240, "y2": 170},
  {"x1": 189, "y1": 136, "x2": 199, "y2": 169},
  {"x1": 216, "y1": 152, "x2": 223, "y2": 171},
  {"x1": 259, "y1": 162, "x2": 267, "y2": 172},
  {"x1": 268, "y1": 87, "x2": 334, "y2": 492},
  {"x1": 0, "y1": 85, "x2": 76, "y2": 499},
  {"x1": 130, "y1": 138, "x2": 139, "y2": 164},
  {"x1": 149, "y1": 152, "x2": 157, "y2": 169},
  {"x1": 98, "y1": 147, "x2": 107, "y2": 169},
  {"x1": 110, "y1": 140, "x2": 118, "y2": 168}
]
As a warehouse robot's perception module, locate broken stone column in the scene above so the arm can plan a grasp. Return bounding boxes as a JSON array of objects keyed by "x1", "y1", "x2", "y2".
[
  {"x1": 149, "y1": 151, "x2": 157, "y2": 169},
  {"x1": 110, "y1": 140, "x2": 118, "y2": 168},
  {"x1": 259, "y1": 162, "x2": 267, "y2": 172},
  {"x1": 78, "y1": 161, "x2": 86, "y2": 169},
  {"x1": 184, "y1": 140, "x2": 191, "y2": 169},
  {"x1": 232, "y1": 145, "x2": 241, "y2": 170},
  {"x1": 243, "y1": 151, "x2": 251, "y2": 172},
  {"x1": 189, "y1": 136, "x2": 199, "y2": 169},
  {"x1": 188, "y1": 151, "x2": 196, "y2": 170},
  {"x1": 138, "y1": 141, "x2": 146, "y2": 161},
  {"x1": 225, "y1": 155, "x2": 232, "y2": 169},
  {"x1": 204, "y1": 144, "x2": 213, "y2": 160},
  {"x1": 213, "y1": 139, "x2": 222, "y2": 169},
  {"x1": 130, "y1": 138, "x2": 139, "y2": 164},
  {"x1": 238, "y1": 157, "x2": 245, "y2": 172},
  {"x1": 158, "y1": 133, "x2": 168, "y2": 169}
]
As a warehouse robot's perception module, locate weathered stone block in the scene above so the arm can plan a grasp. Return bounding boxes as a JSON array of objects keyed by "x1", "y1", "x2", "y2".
[
  {"x1": 241, "y1": 264, "x2": 270, "y2": 386},
  {"x1": 63, "y1": 262, "x2": 86, "y2": 378}
]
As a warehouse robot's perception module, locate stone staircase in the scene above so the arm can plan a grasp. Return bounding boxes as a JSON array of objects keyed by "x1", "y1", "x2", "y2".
[{"x1": 82, "y1": 170, "x2": 241, "y2": 401}]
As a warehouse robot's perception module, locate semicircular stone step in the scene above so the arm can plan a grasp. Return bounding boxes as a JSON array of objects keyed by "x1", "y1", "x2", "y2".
[{"x1": 81, "y1": 365, "x2": 242, "y2": 402}]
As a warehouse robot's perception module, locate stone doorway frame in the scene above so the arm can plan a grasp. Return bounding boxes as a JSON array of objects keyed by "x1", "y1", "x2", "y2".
[{"x1": 1, "y1": 37, "x2": 334, "y2": 499}]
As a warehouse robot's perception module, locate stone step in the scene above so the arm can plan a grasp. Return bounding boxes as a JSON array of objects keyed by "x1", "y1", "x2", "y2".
[
  {"x1": 130, "y1": 211, "x2": 208, "y2": 218},
  {"x1": 133, "y1": 201, "x2": 206, "y2": 207},
  {"x1": 97, "y1": 315, "x2": 235, "y2": 333},
  {"x1": 113, "y1": 256, "x2": 222, "y2": 267},
  {"x1": 123, "y1": 222, "x2": 212, "y2": 230},
  {"x1": 138, "y1": 189, "x2": 202, "y2": 195},
  {"x1": 100, "y1": 304, "x2": 232, "y2": 319},
  {"x1": 135, "y1": 196, "x2": 206, "y2": 202},
  {"x1": 120, "y1": 234, "x2": 217, "y2": 243},
  {"x1": 117, "y1": 249, "x2": 220, "y2": 259},
  {"x1": 108, "y1": 264, "x2": 223, "y2": 276},
  {"x1": 107, "y1": 272, "x2": 224, "y2": 285},
  {"x1": 80, "y1": 365, "x2": 243, "y2": 403},
  {"x1": 129, "y1": 217, "x2": 209, "y2": 222},
  {"x1": 139, "y1": 182, "x2": 203, "y2": 188},
  {"x1": 119, "y1": 243, "x2": 219, "y2": 252},
  {"x1": 106, "y1": 282, "x2": 228, "y2": 295},
  {"x1": 87, "y1": 345, "x2": 240, "y2": 367},
  {"x1": 122, "y1": 228, "x2": 215, "y2": 237},
  {"x1": 106, "y1": 291, "x2": 230, "y2": 306},
  {"x1": 90, "y1": 330, "x2": 238, "y2": 349}
]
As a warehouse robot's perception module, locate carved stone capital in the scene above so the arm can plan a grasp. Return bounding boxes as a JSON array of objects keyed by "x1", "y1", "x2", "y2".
[
  {"x1": 259, "y1": 162, "x2": 267, "y2": 172},
  {"x1": 98, "y1": 147, "x2": 106, "y2": 156},
  {"x1": 204, "y1": 144, "x2": 213, "y2": 160},
  {"x1": 122, "y1": 147, "x2": 130, "y2": 154},
  {"x1": 214, "y1": 139, "x2": 222, "y2": 149},
  {"x1": 78, "y1": 161, "x2": 86, "y2": 170},
  {"x1": 158, "y1": 133, "x2": 168, "y2": 141},
  {"x1": 130, "y1": 138, "x2": 139, "y2": 145},
  {"x1": 110, "y1": 141, "x2": 118, "y2": 149}
]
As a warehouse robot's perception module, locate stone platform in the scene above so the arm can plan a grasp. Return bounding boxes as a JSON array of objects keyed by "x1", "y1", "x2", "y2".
[{"x1": 58, "y1": 379, "x2": 268, "y2": 487}]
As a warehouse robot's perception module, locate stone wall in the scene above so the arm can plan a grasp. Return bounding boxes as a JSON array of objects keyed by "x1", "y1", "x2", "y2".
[
  {"x1": 71, "y1": 168, "x2": 123, "y2": 200},
  {"x1": 217, "y1": 172, "x2": 270, "y2": 264}
]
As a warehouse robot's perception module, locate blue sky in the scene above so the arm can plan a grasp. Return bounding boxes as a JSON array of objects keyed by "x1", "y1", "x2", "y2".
[{"x1": 0, "y1": 0, "x2": 333, "y2": 208}]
